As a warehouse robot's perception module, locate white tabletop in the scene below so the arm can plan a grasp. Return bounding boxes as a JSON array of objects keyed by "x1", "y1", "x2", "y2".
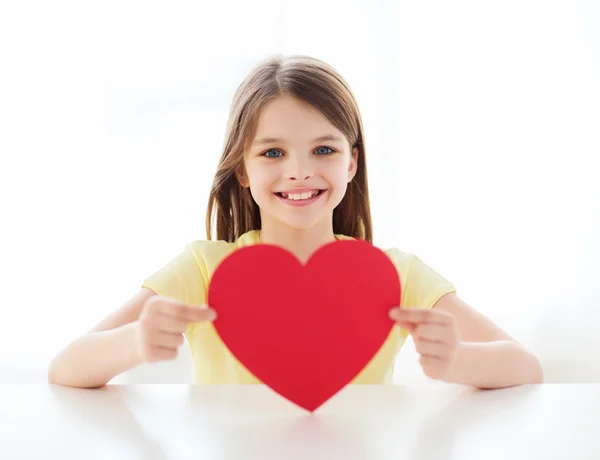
[{"x1": 0, "y1": 383, "x2": 598, "y2": 459}]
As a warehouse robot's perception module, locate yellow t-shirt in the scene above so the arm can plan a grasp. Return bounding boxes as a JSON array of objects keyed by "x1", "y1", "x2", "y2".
[{"x1": 142, "y1": 230, "x2": 456, "y2": 385}]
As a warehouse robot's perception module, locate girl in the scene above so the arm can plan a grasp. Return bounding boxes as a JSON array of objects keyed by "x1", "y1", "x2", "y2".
[{"x1": 48, "y1": 55, "x2": 543, "y2": 389}]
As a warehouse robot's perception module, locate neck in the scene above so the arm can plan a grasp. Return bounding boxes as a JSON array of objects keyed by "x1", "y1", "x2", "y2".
[{"x1": 259, "y1": 219, "x2": 336, "y2": 263}]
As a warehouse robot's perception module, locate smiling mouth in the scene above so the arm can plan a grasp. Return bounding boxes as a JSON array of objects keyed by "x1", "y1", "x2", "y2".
[{"x1": 274, "y1": 189, "x2": 326, "y2": 201}]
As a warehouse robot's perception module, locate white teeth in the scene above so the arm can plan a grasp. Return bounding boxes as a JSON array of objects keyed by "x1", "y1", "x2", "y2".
[{"x1": 281, "y1": 190, "x2": 319, "y2": 200}]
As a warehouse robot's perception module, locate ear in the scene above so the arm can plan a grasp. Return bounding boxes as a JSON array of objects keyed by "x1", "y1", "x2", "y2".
[
  {"x1": 235, "y1": 165, "x2": 249, "y2": 188},
  {"x1": 347, "y1": 147, "x2": 358, "y2": 183}
]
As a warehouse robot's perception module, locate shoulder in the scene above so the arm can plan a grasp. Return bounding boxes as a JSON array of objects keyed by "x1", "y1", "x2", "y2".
[
  {"x1": 142, "y1": 231, "x2": 260, "y2": 304},
  {"x1": 381, "y1": 245, "x2": 446, "y2": 282},
  {"x1": 380, "y1": 246, "x2": 421, "y2": 284},
  {"x1": 185, "y1": 230, "x2": 260, "y2": 275},
  {"x1": 336, "y1": 235, "x2": 417, "y2": 272},
  {"x1": 381, "y1": 246, "x2": 416, "y2": 266},
  {"x1": 380, "y1": 245, "x2": 455, "y2": 309},
  {"x1": 186, "y1": 238, "x2": 235, "y2": 262}
]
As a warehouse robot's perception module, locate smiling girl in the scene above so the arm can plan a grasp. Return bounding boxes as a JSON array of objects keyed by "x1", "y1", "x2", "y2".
[{"x1": 48, "y1": 55, "x2": 543, "y2": 389}]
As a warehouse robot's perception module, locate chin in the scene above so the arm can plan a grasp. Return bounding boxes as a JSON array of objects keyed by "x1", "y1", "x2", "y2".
[
  {"x1": 262, "y1": 208, "x2": 330, "y2": 232},
  {"x1": 278, "y1": 216, "x2": 324, "y2": 231}
]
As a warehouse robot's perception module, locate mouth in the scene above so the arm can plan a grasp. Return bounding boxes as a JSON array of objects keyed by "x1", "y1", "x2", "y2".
[{"x1": 273, "y1": 189, "x2": 327, "y2": 205}]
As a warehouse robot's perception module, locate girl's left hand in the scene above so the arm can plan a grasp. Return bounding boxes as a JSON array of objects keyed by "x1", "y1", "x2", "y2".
[{"x1": 389, "y1": 307, "x2": 460, "y2": 381}]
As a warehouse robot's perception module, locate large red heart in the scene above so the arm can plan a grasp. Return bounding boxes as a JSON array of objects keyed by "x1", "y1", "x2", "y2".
[{"x1": 208, "y1": 239, "x2": 401, "y2": 412}]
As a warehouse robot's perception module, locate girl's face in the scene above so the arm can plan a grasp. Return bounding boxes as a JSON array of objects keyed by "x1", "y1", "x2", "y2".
[{"x1": 241, "y1": 95, "x2": 357, "y2": 233}]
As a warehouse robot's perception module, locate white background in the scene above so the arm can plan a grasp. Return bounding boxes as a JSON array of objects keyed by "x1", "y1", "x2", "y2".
[{"x1": 1, "y1": 0, "x2": 599, "y2": 384}]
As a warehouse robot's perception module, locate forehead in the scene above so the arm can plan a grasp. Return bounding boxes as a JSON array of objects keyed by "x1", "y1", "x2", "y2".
[{"x1": 253, "y1": 95, "x2": 343, "y2": 141}]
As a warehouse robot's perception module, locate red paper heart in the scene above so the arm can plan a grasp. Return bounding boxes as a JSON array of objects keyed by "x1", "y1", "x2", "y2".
[{"x1": 208, "y1": 240, "x2": 401, "y2": 412}]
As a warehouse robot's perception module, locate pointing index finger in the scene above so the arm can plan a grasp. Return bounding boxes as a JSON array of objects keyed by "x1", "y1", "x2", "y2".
[
  {"x1": 389, "y1": 307, "x2": 445, "y2": 324},
  {"x1": 161, "y1": 301, "x2": 216, "y2": 322},
  {"x1": 185, "y1": 305, "x2": 217, "y2": 322}
]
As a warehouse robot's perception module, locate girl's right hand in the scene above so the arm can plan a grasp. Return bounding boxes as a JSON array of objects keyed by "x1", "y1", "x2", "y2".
[{"x1": 134, "y1": 296, "x2": 217, "y2": 363}]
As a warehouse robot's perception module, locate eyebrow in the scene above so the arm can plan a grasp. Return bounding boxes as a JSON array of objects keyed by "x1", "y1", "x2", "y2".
[{"x1": 252, "y1": 134, "x2": 345, "y2": 146}]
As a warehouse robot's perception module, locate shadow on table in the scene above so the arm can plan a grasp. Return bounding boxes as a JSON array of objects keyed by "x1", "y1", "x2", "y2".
[
  {"x1": 48, "y1": 385, "x2": 167, "y2": 460},
  {"x1": 229, "y1": 414, "x2": 371, "y2": 459},
  {"x1": 409, "y1": 385, "x2": 541, "y2": 460},
  {"x1": 184, "y1": 385, "x2": 372, "y2": 459}
]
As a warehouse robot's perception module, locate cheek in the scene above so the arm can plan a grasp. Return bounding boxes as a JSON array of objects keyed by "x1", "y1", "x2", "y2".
[
  {"x1": 325, "y1": 160, "x2": 352, "y2": 187},
  {"x1": 246, "y1": 165, "x2": 276, "y2": 195}
]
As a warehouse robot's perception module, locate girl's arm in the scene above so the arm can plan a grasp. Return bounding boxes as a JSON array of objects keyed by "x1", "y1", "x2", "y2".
[
  {"x1": 444, "y1": 340, "x2": 543, "y2": 388},
  {"x1": 390, "y1": 293, "x2": 544, "y2": 388},
  {"x1": 48, "y1": 322, "x2": 143, "y2": 389},
  {"x1": 47, "y1": 288, "x2": 155, "y2": 388},
  {"x1": 435, "y1": 293, "x2": 543, "y2": 388}
]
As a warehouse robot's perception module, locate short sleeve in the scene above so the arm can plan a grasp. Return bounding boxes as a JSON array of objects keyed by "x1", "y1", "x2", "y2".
[
  {"x1": 386, "y1": 248, "x2": 456, "y2": 310},
  {"x1": 141, "y1": 245, "x2": 208, "y2": 307},
  {"x1": 403, "y1": 255, "x2": 456, "y2": 309}
]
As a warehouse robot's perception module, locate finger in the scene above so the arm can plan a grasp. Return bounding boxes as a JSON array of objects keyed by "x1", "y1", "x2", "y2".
[
  {"x1": 154, "y1": 316, "x2": 193, "y2": 334},
  {"x1": 160, "y1": 302, "x2": 216, "y2": 322},
  {"x1": 414, "y1": 339, "x2": 449, "y2": 358},
  {"x1": 395, "y1": 321, "x2": 417, "y2": 333},
  {"x1": 419, "y1": 355, "x2": 446, "y2": 378},
  {"x1": 185, "y1": 306, "x2": 217, "y2": 323},
  {"x1": 149, "y1": 331, "x2": 185, "y2": 349},
  {"x1": 151, "y1": 347, "x2": 179, "y2": 362},
  {"x1": 413, "y1": 323, "x2": 450, "y2": 344},
  {"x1": 389, "y1": 308, "x2": 448, "y2": 325}
]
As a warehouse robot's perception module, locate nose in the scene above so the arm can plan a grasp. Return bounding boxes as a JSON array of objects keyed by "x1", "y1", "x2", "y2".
[{"x1": 284, "y1": 154, "x2": 314, "y2": 181}]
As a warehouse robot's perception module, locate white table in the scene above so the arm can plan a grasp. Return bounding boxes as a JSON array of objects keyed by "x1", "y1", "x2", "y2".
[{"x1": 1, "y1": 383, "x2": 598, "y2": 459}]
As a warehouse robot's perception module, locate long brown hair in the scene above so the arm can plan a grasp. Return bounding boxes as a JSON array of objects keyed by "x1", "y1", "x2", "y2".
[{"x1": 206, "y1": 54, "x2": 372, "y2": 242}]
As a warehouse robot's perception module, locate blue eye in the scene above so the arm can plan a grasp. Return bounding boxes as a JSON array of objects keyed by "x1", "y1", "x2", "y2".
[
  {"x1": 263, "y1": 149, "x2": 283, "y2": 158},
  {"x1": 315, "y1": 146, "x2": 334, "y2": 155},
  {"x1": 262, "y1": 146, "x2": 334, "y2": 157}
]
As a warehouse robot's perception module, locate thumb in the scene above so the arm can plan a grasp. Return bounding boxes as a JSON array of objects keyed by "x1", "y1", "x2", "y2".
[
  {"x1": 395, "y1": 321, "x2": 417, "y2": 333},
  {"x1": 187, "y1": 304, "x2": 217, "y2": 322},
  {"x1": 389, "y1": 311, "x2": 416, "y2": 332}
]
